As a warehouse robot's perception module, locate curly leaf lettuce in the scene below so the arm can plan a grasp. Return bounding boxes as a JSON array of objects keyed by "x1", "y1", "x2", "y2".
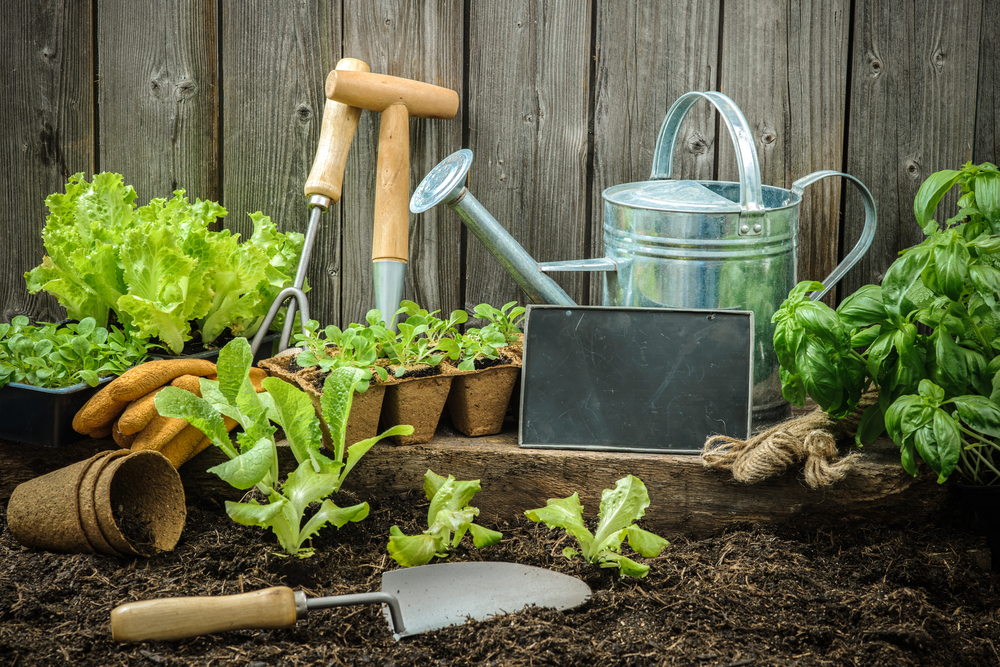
[{"x1": 25, "y1": 173, "x2": 304, "y2": 354}]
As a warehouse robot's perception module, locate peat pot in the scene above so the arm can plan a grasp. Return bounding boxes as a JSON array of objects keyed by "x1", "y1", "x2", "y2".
[{"x1": 411, "y1": 91, "x2": 878, "y2": 429}]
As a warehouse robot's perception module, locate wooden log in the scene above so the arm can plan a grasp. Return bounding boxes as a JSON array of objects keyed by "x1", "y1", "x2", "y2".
[
  {"x1": 0, "y1": 401, "x2": 948, "y2": 540},
  {"x1": 174, "y1": 422, "x2": 950, "y2": 539}
]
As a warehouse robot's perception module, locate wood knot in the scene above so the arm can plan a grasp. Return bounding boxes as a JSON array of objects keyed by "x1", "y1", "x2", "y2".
[
  {"x1": 687, "y1": 136, "x2": 709, "y2": 155},
  {"x1": 760, "y1": 130, "x2": 777, "y2": 145},
  {"x1": 175, "y1": 79, "x2": 196, "y2": 100},
  {"x1": 295, "y1": 104, "x2": 313, "y2": 122},
  {"x1": 904, "y1": 160, "x2": 920, "y2": 180}
]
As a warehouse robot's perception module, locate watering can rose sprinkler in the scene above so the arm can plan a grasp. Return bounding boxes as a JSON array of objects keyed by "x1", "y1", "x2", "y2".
[{"x1": 411, "y1": 91, "x2": 878, "y2": 429}]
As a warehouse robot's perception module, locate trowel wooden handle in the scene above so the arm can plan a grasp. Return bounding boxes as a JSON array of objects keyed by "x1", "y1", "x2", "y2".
[
  {"x1": 372, "y1": 103, "x2": 410, "y2": 262},
  {"x1": 304, "y1": 58, "x2": 370, "y2": 201},
  {"x1": 111, "y1": 586, "x2": 299, "y2": 642},
  {"x1": 326, "y1": 69, "x2": 459, "y2": 119}
]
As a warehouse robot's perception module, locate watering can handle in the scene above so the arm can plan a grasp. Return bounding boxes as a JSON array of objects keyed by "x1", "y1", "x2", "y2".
[
  {"x1": 650, "y1": 91, "x2": 766, "y2": 220},
  {"x1": 791, "y1": 170, "x2": 878, "y2": 302}
]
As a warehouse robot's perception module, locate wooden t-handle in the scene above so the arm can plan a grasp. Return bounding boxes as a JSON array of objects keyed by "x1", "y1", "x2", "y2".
[
  {"x1": 372, "y1": 103, "x2": 410, "y2": 263},
  {"x1": 111, "y1": 586, "x2": 299, "y2": 642},
  {"x1": 304, "y1": 58, "x2": 370, "y2": 201},
  {"x1": 326, "y1": 70, "x2": 459, "y2": 119}
]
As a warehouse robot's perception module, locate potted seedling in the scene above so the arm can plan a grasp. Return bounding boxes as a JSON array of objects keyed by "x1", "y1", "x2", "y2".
[
  {"x1": 24, "y1": 172, "x2": 301, "y2": 361},
  {"x1": 0, "y1": 316, "x2": 149, "y2": 446},
  {"x1": 446, "y1": 321, "x2": 523, "y2": 436},
  {"x1": 772, "y1": 161, "x2": 1000, "y2": 566},
  {"x1": 369, "y1": 302, "x2": 467, "y2": 444},
  {"x1": 282, "y1": 319, "x2": 390, "y2": 448}
]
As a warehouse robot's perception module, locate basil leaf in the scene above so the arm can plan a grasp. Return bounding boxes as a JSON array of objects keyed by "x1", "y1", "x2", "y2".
[
  {"x1": 914, "y1": 169, "x2": 960, "y2": 227},
  {"x1": 882, "y1": 246, "x2": 931, "y2": 321},
  {"x1": 837, "y1": 285, "x2": 887, "y2": 329}
]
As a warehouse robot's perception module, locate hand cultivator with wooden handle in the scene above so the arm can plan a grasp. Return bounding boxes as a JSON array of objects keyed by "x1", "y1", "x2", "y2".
[
  {"x1": 252, "y1": 57, "x2": 370, "y2": 356},
  {"x1": 324, "y1": 69, "x2": 459, "y2": 329}
]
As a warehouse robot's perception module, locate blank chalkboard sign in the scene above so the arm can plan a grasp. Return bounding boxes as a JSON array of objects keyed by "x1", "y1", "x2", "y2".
[{"x1": 519, "y1": 305, "x2": 753, "y2": 454}]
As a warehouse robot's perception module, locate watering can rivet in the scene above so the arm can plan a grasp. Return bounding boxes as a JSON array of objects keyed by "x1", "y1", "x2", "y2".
[
  {"x1": 753, "y1": 223, "x2": 762, "y2": 233},
  {"x1": 740, "y1": 224, "x2": 750, "y2": 234}
]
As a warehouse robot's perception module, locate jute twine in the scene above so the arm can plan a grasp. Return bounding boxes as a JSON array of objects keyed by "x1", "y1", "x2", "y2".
[{"x1": 701, "y1": 392, "x2": 879, "y2": 489}]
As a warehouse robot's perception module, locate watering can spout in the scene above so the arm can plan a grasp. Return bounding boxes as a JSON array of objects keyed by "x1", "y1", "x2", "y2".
[{"x1": 410, "y1": 149, "x2": 576, "y2": 306}]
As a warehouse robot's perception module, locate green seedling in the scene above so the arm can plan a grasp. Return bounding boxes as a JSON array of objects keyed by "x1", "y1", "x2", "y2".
[
  {"x1": 292, "y1": 319, "x2": 387, "y2": 391},
  {"x1": 472, "y1": 301, "x2": 525, "y2": 343},
  {"x1": 0, "y1": 316, "x2": 148, "y2": 389},
  {"x1": 525, "y1": 475, "x2": 669, "y2": 578},
  {"x1": 387, "y1": 469, "x2": 502, "y2": 567},
  {"x1": 155, "y1": 337, "x2": 413, "y2": 557}
]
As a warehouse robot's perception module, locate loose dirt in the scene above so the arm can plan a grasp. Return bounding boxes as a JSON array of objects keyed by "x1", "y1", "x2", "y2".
[{"x1": 2, "y1": 486, "x2": 999, "y2": 666}]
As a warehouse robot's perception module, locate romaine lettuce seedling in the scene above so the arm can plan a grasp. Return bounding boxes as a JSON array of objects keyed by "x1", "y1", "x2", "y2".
[
  {"x1": 155, "y1": 337, "x2": 412, "y2": 557},
  {"x1": 525, "y1": 475, "x2": 668, "y2": 578},
  {"x1": 386, "y1": 469, "x2": 502, "y2": 567}
]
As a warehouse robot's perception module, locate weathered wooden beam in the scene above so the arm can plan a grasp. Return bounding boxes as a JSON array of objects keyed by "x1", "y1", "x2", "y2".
[
  {"x1": 178, "y1": 423, "x2": 948, "y2": 539},
  {"x1": 1, "y1": 421, "x2": 950, "y2": 540}
]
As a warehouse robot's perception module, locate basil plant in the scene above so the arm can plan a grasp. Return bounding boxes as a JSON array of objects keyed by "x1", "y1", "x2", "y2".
[{"x1": 773, "y1": 162, "x2": 1000, "y2": 485}]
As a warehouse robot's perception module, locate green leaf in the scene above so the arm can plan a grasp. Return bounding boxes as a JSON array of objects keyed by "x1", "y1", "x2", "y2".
[
  {"x1": 155, "y1": 386, "x2": 235, "y2": 457},
  {"x1": 976, "y1": 171, "x2": 1000, "y2": 225},
  {"x1": 206, "y1": 436, "x2": 274, "y2": 489},
  {"x1": 856, "y1": 402, "x2": 887, "y2": 445},
  {"x1": 525, "y1": 493, "x2": 594, "y2": 556},
  {"x1": 262, "y1": 376, "x2": 324, "y2": 470},
  {"x1": 624, "y1": 525, "x2": 670, "y2": 558},
  {"x1": 932, "y1": 233, "x2": 970, "y2": 301},
  {"x1": 299, "y1": 499, "x2": 369, "y2": 544},
  {"x1": 599, "y1": 553, "x2": 651, "y2": 578},
  {"x1": 225, "y1": 497, "x2": 286, "y2": 527},
  {"x1": 882, "y1": 246, "x2": 932, "y2": 321},
  {"x1": 587, "y1": 475, "x2": 651, "y2": 563},
  {"x1": 319, "y1": 367, "x2": 365, "y2": 462},
  {"x1": 952, "y1": 395, "x2": 1000, "y2": 438},
  {"x1": 837, "y1": 285, "x2": 887, "y2": 329},
  {"x1": 914, "y1": 169, "x2": 960, "y2": 227},
  {"x1": 340, "y1": 425, "x2": 413, "y2": 488},
  {"x1": 217, "y1": 336, "x2": 253, "y2": 404},
  {"x1": 423, "y1": 469, "x2": 449, "y2": 500},
  {"x1": 387, "y1": 526, "x2": 439, "y2": 567},
  {"x1": 468, "y1": 522, "x2": 503, "y2": 549}
]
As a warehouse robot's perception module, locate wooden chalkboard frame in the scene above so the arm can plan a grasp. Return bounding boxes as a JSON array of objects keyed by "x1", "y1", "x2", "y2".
[{"x1": 519, "y1": 305, "x2": 753, "y2": 454}]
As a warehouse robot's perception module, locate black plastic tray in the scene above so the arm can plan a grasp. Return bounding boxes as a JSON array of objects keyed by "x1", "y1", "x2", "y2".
[{"x1": 0, "y1": 377, "x2": 113, "y2": 448}]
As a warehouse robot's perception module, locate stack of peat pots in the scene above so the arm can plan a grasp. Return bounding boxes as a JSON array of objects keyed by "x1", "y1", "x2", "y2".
[{"x1": 7, "y1": 449, "x2": 185, "y2": 557}]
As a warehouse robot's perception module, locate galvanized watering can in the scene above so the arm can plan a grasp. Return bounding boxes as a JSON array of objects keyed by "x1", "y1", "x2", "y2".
[{"x1": 410, "y1": 91, "x2": 877, "y2": 427}]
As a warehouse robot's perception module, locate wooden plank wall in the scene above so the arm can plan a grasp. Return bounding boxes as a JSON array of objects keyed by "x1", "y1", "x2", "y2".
[{"x1": 3, "y1": 0, "x2": 997, "y2": 329}]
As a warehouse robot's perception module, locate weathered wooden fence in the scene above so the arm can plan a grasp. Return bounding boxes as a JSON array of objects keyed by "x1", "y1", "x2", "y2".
[{"x1": 3, "y1": 0, "x2": 998, "y2": 329}]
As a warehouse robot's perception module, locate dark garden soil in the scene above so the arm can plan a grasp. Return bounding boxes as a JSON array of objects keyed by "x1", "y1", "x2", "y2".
[{"x1": 2, "y1": 489, "x2": 999, "y2": 666}]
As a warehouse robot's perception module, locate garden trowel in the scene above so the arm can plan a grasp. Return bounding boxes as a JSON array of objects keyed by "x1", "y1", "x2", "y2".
[{"x1": 110, "y1": 562, "x2": 590, "y2": 642}]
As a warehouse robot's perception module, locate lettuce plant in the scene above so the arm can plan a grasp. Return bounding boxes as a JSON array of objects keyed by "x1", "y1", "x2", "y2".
[
  {"x1": 525, "y1": 475, "x2": 669, "y2": 578},
  {"x1": 25, "y1": 172, "x2": 304, "y2": 354},
  {"x1": 386, "y1": 470, "x2": 502, "y2": 567},
  {"x1": 0, "y1": 316, "x2": 148, "y2": 389},
  {"x1": 155, "y1": 337, "x2": 412, "y2": 557}
]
